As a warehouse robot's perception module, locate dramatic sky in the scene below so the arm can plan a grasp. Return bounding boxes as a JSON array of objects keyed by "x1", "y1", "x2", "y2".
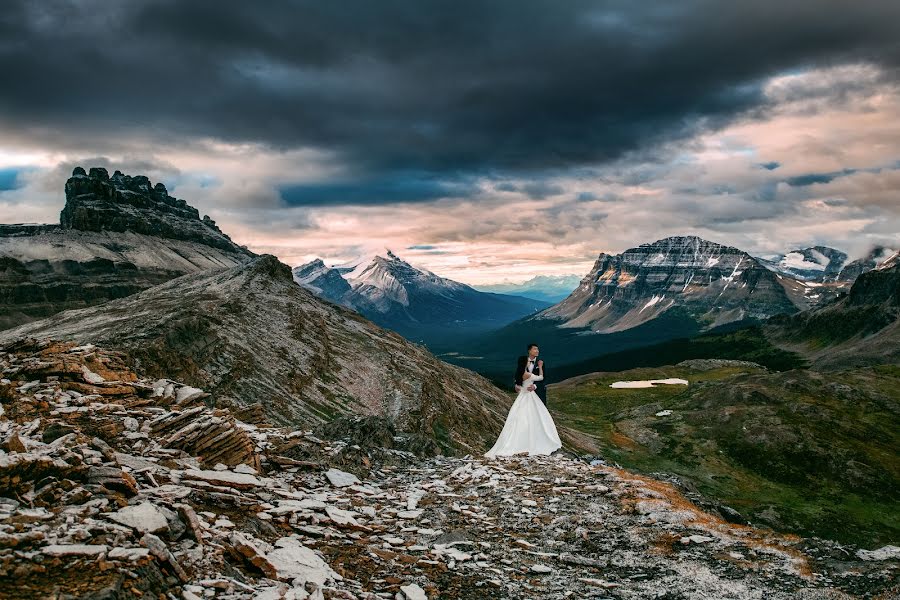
[{"x1": 1, "y1": 1, "x2": 899, "y2": 284}]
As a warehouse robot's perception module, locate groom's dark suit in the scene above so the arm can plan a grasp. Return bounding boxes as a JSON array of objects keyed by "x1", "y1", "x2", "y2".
[{"x1": 514, "y1": 355, "x2": 547, "y2": 405}]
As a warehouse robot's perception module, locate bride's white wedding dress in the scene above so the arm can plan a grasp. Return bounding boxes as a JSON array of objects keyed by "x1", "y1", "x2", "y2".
[{"x1": 485, "y1": 371, "x2": 562, "y2": 458}]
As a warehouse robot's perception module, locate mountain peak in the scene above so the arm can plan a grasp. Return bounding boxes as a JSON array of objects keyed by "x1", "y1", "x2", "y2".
[
  {"x1": 642, "y1": 235, "x2": 734, "y2": 252},
  {"x1": 61, "y1": 166, "x2": 247, "y2": 253},
  {"x1": 246, "y1": 254, "x2": 293, "y2": 282}
]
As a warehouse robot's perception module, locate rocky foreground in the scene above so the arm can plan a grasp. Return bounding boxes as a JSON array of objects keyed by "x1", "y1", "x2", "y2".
[{"x1": 1, "y1": 341, "x2": 897, "y2": 599}]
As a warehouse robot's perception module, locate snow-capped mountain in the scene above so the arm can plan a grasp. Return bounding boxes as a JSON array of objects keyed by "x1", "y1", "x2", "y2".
[
  {"x1": 293, "y1": 250, "x2": 549, "y2": 340},
  {"x1": 0, "y1": 166, "x2": 254, "y2": 330},
  {"x1": 474, "y1": 274, "x2": 581, "y2": 303},
  {"x1": 756, "y1": 245, "x2": 897, "y2": 308},
  {"x1": 756, "y1": 246, "x2": 848, "y2": 281},
  {"x1": 537, "y1": 235, "x2": 800, "y2": 333}
]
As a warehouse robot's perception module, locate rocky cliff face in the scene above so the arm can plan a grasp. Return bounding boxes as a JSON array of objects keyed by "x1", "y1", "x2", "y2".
[
  {"x1": 0, "y1": 167, "x2": 254, "y2": 330},
  {"x1": 60, "y1": 166, "x2": 239, "y2": 251},
  {"x1": 0, "y1": 255, "x2": 571, "y2": 455},
  {"x1": 538, "y1": 236, "x2": 799, "y2": 333}
]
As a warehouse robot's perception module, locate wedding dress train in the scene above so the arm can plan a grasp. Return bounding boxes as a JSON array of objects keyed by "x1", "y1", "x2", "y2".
[{"x1": 485, "y1": 372, "x2": 562, "y2": 458}]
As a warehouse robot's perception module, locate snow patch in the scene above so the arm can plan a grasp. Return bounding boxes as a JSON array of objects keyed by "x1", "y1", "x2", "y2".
[
  {"x1": 610, "y1": 378, "x2": 689, "y2": 388},
  {"x1": 639, "y1": 295, "x2": 664, "y2": 313}
]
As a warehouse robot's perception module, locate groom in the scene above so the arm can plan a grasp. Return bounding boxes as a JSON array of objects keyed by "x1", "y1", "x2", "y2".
[{"x1": 514, "y1": 342, "x2": 547, "y2": 405}]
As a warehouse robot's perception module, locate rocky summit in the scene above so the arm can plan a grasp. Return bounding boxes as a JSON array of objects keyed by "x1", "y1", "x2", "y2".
[
  {"x1": 0, "y1": 167, "x2": 254, "y2": 330},
  {"x1": 1, "y1": 341, "x2": 896, "y2": 600},
  {"x1": 60, "y1": 167, "x2": 240, "y2": 252}
]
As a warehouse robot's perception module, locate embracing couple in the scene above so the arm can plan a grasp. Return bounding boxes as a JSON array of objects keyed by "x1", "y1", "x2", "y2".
[{"x1": 485, "y1": 343, "x2": 562, "y2": 458}]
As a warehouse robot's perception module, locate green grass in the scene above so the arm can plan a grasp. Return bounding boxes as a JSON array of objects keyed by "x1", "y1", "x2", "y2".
[
  {"x1": 551, "y1": 325, "x2": 807, "y2": 383},
  {"x1": 549, "y1": 364, "x2": 900, "y2": 547}
]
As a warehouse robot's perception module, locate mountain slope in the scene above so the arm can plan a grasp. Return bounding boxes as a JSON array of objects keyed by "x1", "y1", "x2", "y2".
[
  {"x1": 0, "y1": 166, "x2": 254, "y2": 329},
  {"x1": 764, "y1": 261, "x2": 900, "y2": 369},
  {"x1": 536, "y1": 236, "x2": 799, "y2": 334},
  {"x1": 294, "y1": 250, "x2": 549, "y2": 341},
  {"x1": 4, "y1": 343, "x2": 885, "y2": 599},
  {"x1": 0, "y1": 254, "x2": 588, "y2": 455},
  {"x1": 549, "y1": 362, "x2": 900, "y2": 547}
]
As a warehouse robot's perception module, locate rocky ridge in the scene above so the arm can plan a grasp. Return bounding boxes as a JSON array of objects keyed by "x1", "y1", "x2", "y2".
[
  {"x1": 2, "y1": 341, "x2": 895, "y2": 599},
  {"x1": 60, "y1": 166, "x2": 240, "y2": 251},
  {"x1": 0, "y1": 167, "x2": 254, "y2": 330}
]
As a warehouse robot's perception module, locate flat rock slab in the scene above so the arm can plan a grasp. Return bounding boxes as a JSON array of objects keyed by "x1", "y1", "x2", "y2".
[
  {"x1": 43, "y1": 544, "x2": 109, "y2": 556},
  {"x1": 267, "y1": 537, "x2": 341, "y2": 586},
  {"x1": 106, "y1": 501, "x2": 169, "y2": 534},
  {"x1": 325, "y1": 468, "x2": 360, "y2": 488},
  {"x1": 183, "y1": 468, "x2": 262, "y2": 489},
  {"x1": 399, "y1": 583, "x2": 427, "y2": 600}
]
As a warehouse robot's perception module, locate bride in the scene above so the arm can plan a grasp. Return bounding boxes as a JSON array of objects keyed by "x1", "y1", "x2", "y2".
[{"x1": 485, "y1": 354, "x2": 562, "y2": 458}]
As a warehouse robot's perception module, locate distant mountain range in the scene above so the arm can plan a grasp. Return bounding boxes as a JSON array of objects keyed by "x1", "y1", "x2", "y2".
[
  {"x1": 443, "y1": 235, "x2": 896, "y2": 382},
  {"x1": 474, "y1": 274, "x2": 581, "y2": 303},
  {"x1": 531, "y1": 235, "x2": 896, "y2": 335},
  {"x1": 2, "y1": 167, "x2": 895, "y2": 395},
  {"x1": 763, "y1": 258, "x2": 900, "y2": 369},
  {"x1": 292, "y1": 250, "x2": 549, "y2": 343},
  {"x1": 546, "y1": 255, "x2": 900, "y2": 383}
]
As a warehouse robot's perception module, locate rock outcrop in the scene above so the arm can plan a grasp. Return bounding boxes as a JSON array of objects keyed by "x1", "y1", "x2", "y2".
[
  {"x1": 1, "y1": 340, "x2": 893, "y2": 599},
  {"x1": 0, "y1": 167, "x2": 254, "y2": 330},
  {"x1": 60, "y1": 166, "x2": 239, "y2": 251}
]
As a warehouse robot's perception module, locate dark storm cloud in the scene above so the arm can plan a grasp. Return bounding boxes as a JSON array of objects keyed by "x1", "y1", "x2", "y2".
[
  {"x1": 785, "y1": 170, "x2": 857, "y2": 187},
  {"x1": 784, "y1": 165, "x2": 897, "y2": 187},
  {"x1": 2, "y1": 0, "x2": 899, "y2": 203},
  {"x1": 278, "y1": 172, "x2": 479, "y2": 206}
]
